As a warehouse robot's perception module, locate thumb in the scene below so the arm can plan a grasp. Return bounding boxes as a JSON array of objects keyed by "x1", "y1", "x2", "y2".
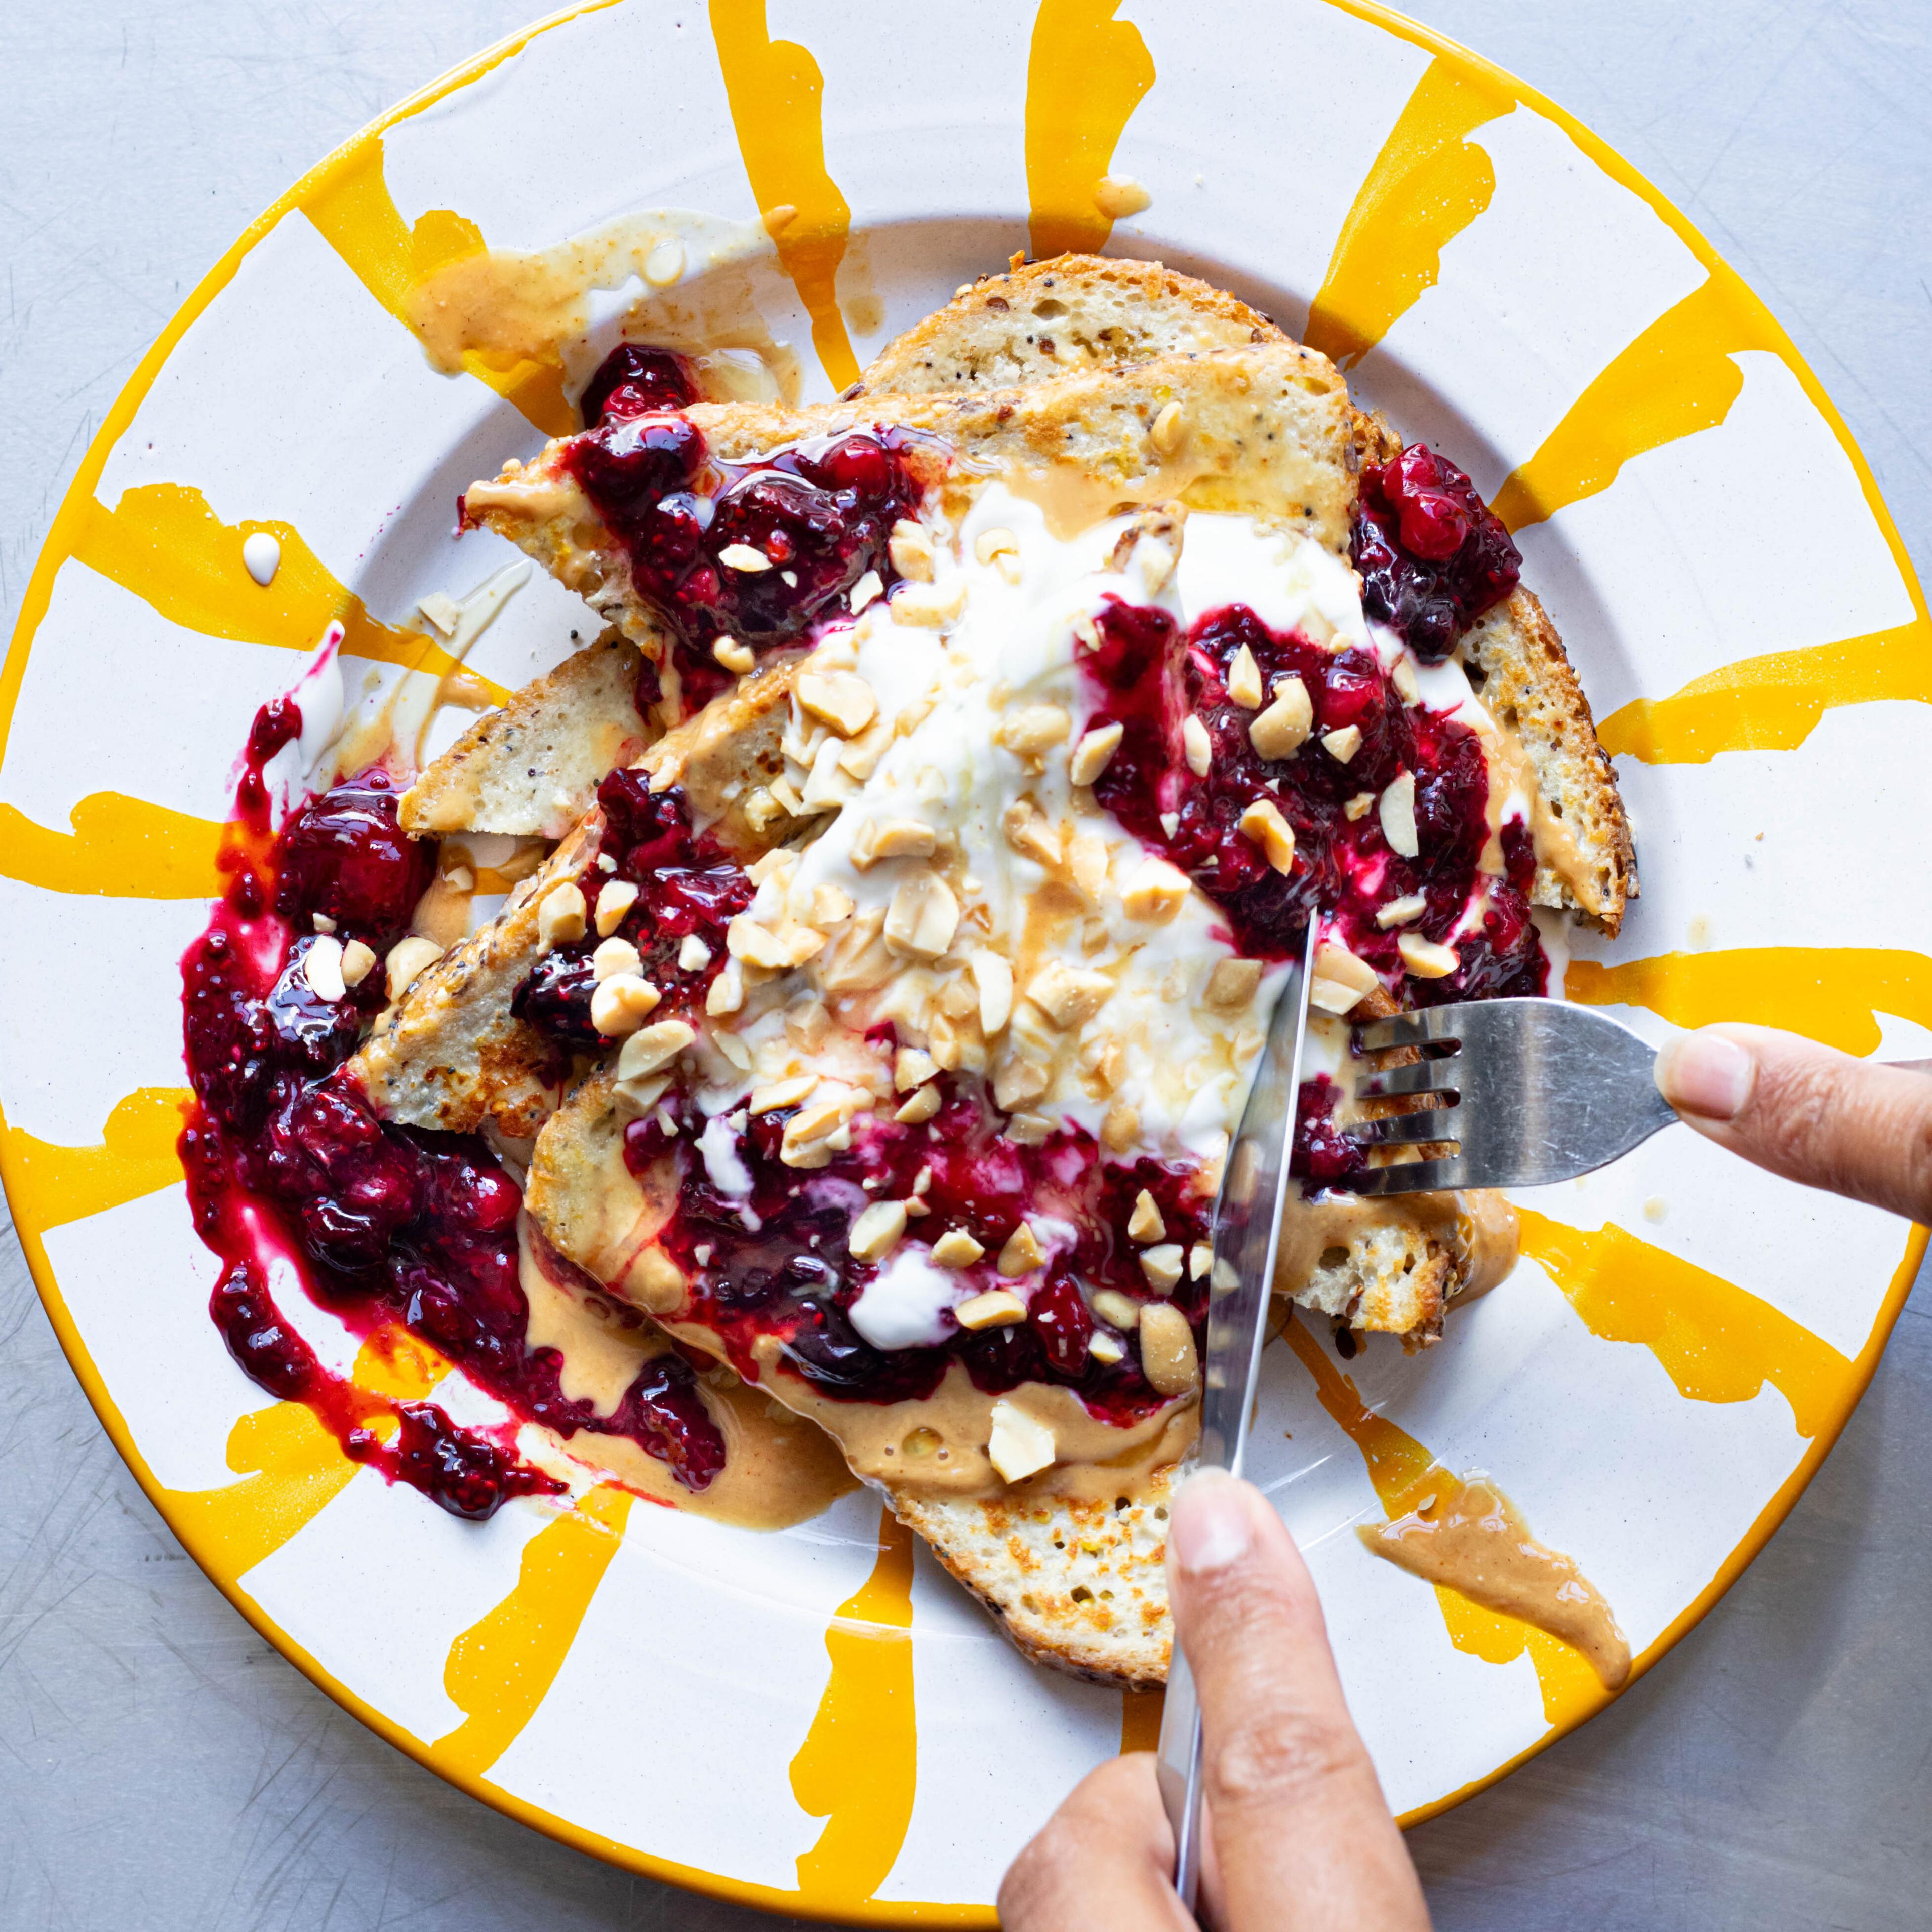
[{"x1": 1654, "y1": 1024, "x2": 1932, "y2": 1221}]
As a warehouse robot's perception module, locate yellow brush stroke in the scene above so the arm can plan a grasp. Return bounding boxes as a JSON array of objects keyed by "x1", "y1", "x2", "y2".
[
  {"x1": 0, "y1": 1088, "x2": 189, "y2": 1229},
  {"x1": 301, "y1": 139, "x2": 576, "y2": 437},
  {"x1": 66, "y1": 481, "x2": 504, "y2": 700},
  {"x1": 1302, "y1": 58, "x2": 1510, "y2": 369},
  {"x1": 790, "y1": 1506, "x2": 917, "y2": 1908},
  {"x1": 1491, "y1": 274, "x2": 1783, "y2": 533},
  {"x1": 1024, "y1": 0, "x2": 1156, "y2": 259},
  {"x1": 1120, "y1": 1686, "x2": 1164, "y2": 1753},
  {"x1": 434, "y1": 1482, "x2": 634, "y2": 1778},
  {"x1": 165, "y1": 1328, "x2": 447, "y2": 1581},
  {"x1": 1281, "y1": 1315, "x2": 1606, "y2": 1723},
  {"x1": 709, "y1": 1, "x2": 860, "y2": 392},
  {"x1": 1516, "y1": 1211, "x2": 1849, "y2": 1440},
  {"x1": 0, "y1": 794, "x2": 226, "y2": 898},
  {"x1": 1597, "y1": 618, "x2": 1932, "y2": 765},
  {"x1": 1567, "y1": 945, "x2": 1932, "y2": 1058}
]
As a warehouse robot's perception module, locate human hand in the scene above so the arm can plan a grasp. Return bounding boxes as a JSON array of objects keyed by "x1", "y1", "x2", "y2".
[
  {"x1": 1654, "y1": 1024, "x2": 1932, "y2": 1222},
  {"x1": 1000, "y1": 1468, "x2": 1429, "y2": 1931}
]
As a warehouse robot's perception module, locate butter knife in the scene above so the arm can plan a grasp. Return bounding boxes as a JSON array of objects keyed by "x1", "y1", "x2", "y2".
[{"x1": 1154, "y1": 919, "x2": 1319, "y2": 1914}]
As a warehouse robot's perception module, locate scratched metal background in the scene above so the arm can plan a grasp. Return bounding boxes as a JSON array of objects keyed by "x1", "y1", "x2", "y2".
[{"x1": 3, "y1": 3, "x2": 1928, "y2": 1926}]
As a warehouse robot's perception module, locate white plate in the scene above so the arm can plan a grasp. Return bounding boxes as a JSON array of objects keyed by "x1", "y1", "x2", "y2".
[{"x1": 3, "y1": 1, "x2": 1925, "y2": 1920}]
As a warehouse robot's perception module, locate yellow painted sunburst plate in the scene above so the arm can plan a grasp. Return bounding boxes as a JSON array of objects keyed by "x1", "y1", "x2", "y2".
[{"x1": 3, "y1": 1, "x2": 1926, "y2": 1919}]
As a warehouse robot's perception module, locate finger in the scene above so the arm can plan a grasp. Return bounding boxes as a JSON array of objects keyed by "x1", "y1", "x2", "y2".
[
  {"x1": 1168, "y1": 1470, "x2": 1428, "y2": 1932},
  {"x1": 1655, "y1": 1024, "x2": 1932, "y2": 1221},
  {"x1": 999, "y1": 1752, "x2": 1193, "y2": 1932}
]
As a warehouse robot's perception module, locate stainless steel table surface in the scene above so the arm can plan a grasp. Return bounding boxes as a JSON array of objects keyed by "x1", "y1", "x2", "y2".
[{"x1": 3, "y1": 3, "x2": 1928, "y2": 1925}]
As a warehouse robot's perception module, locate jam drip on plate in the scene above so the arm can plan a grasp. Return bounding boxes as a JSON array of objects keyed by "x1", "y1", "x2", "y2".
[
  {"x1": 511, "y1": 769, "x2": 753, "y2": 1053},
  {"x1": 639, "y1": 1072, "x2": 1211, "y2": 1423},
  {"x1": 1081, "y1": 597, "x2": 1546, "y2": 1002},
  {"x1": 1351, "y1": 444, "x2": 1521, "y2": 664},
  {"x1": 182, "y1": 718, "x2": 726, "y2": 1519},
  {"x1": 541, "y1": 342, "x2": 931, "y2": 714}
]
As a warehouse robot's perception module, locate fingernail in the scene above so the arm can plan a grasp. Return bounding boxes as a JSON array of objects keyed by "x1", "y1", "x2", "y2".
[
  {"x1": 1170, "y1": 1469, "x2": 1254, "y2": 1575},
  {"x1": 1656, "y1": 1029, "x2": 1755, "y2": 1120}
]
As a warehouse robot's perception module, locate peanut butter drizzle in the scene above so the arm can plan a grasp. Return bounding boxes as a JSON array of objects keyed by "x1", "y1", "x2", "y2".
[
  {"x1": 518, "y1": 1218, "x2": 855, "y2": 1528},
  {"x1": 1358, "y1": 1473, "x2": 1630, "y2": 1691},
  {"x1": 1281, "y1": 1315, "x2": 1628, "y2": 1697}
]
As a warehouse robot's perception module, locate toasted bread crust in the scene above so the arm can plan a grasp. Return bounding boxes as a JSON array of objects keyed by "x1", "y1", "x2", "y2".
[
  {"x1": 892, "y1": 1478, "x2": 1174, "y2": 1688},
  {"x1": 401, "y1": 630, "x2": 654, "y2": 842},
  {"x1": 355, "y1": 661, "x2": 805, "y2": 1137},
  {"x1": 1463, "y1": 588, "x2": 1637, "y2": 933},
  {"x1": 853, "y1": 254, "x2": 1283, "y2": 395}
]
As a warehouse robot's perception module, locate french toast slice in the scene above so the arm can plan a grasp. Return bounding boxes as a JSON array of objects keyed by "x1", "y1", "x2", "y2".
[
  {"x1": 850, "y1": 254, "x2": 1283, "y2": 395},
  {"x1": 353, "y1": 659, "x2": 803, "y2": 1136},
  {"x1": 401, "y1": 629, "x2": 655, "y2": 842}
]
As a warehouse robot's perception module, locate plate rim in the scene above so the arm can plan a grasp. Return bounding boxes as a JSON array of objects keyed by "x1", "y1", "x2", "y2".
[{"x1": 3, "y1": 0, "x2": 1926, "y2": 1918}]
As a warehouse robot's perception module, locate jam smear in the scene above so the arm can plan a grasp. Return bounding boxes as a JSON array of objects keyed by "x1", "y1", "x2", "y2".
[
  {"x1": 639, "y1": 1073, "x2": 1211, "y2": 1424},
  {"x1": 538, "y1": 348, "x2": 933, "y2": 711},
  {"x1": 182, "y1": 723, "x2": 728, "y2": 1519},
  {"x1": 1351, "y1": 445, "x2": 1521, "y2": 664},
  {"x1": 511, "y1": 770, "x2": 752, "y2": 1053},
  {"x1": 1081, "y1": 597, "x2": 1545, "y2": 1000},
  {"x1": 580, "y1": 345, "x2": 696, "y2": 428}
]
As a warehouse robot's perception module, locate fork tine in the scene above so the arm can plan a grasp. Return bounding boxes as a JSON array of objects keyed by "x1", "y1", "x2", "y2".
[
  {"x1": 1353, "y1": 1008, "x2": 1456, "y2": 1053},
  {"x1": 1347, "y1": 1156, "x2": 1467, "y2": 1195},
  {"x1": 1342, "y1": 1107, "x2": 1460, "y2": 1147},
  {"x1": 1357, "y1": 1060, "x2": 1460, "y2": 1099}
]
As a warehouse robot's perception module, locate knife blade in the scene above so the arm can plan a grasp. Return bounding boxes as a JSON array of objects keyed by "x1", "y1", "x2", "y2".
[{"x1": 1154, "y1": 919, "x2": 1319, "y2": 1913}]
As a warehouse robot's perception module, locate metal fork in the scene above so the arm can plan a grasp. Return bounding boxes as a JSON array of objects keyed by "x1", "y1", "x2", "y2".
[{"x1": 1344, "y1": 998, "x2": 1929, "y2": 1195}]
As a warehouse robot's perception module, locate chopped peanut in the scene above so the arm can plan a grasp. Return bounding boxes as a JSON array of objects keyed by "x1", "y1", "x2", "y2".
[
  {"x1": 1121, "y1": 856, "x2": 1190, "y2": 924},
  {"x1": 1139, "y1": 1244, "x2": 1185, "y2": 1293},
  {"x1": 592, "y1": 936, "x2": 643, "y2": 981},
  {"x1": 537, "y1": 882, "x2": 587, "y2": 948},
  {"x1": 1139, "y1": 1303, "x2": 1199, "y2": 1395},
  {"x1": 305, "y1": 936, "x2": 346, "y2": 1003},
  {"x1": 890, "y1": 579, "x2": 967, "y2": 627},
  {"x1": 712, "y1": 636, "x2": 755, "y2": 676},
  {"x1": 997, "y1": 1221, "x2": 1045, "y2": 1277},
  {"x1": 1238, "y1": 798, "x2": 1296, "y2": 874},
  {"x1": 1227, "y1": 644, "x2": 1265, "y2": 710},
  {"x1": 1150, "y1": 400, "x2": 1185, "y2": 454},
  {"x1": 1380, "y1": 773, "x2": 1420, "y2": 858},
  {"x1": 1183, "y1": 713, "x2": 1213, "y2": 777},
  {"x1": 1203, "y1": 956, "x2": 1263, "y2": 1012},
  {"x1": 590, "y1": 974, "x2": 661, "y2": 1035},
  {"x1": 895, "y1": 1046, "x2": 939, "y2": 1091},
  {"x1": 999, "y1": 704, "x2": 1072, "y2": 761},
  {"x1": 987, "y1": 1399, "x2": 1056, "y2": 1482},
  {"x1": 1376, "y1": 894, "x2": 1428, "y2": 928},
  {"x1": 883, "y1": 872, "x2": 960, "y2": 960},
  {"x1": 971, "y1": 950, "x2": 1014, "y2": 1035},
  {"x1": 716, "y1": 543, "x2": 771, "y2": 572},
  {"x1": 956, "y1": 1289, "x2": 1027, "y2": 1330},
  {"x1": 1127, "y1": 1190, "x2": 1166, "y2": 1244},
  {"x1": 1399, "y1": 932, "x2": 1461, "y2": 979},
  {"x1": 851, "y1": 816, "x2": 937, "y2": 869},
  {"x1": 750, "y1": 1074, "x2": 818, "y2": 1114},
  {"x1": 1027, "y1": 959, "x2": 1112, "y2": 1029},
  {"x1": 894, "y1": 1084, "x2": 943, "y2": 1124},
  {"x1": 1002, "y1": 797, "x2": 1063, "y2": 866},
  {"x1": 1321, "y1": 725, "x2": 1363, "y2": 764},
  {"x1": 1091, "y1": 1289, "x2": 1142, "y2": 1330},
  {"x1": 616, "y1": 1019, "x2": 694, "y2": 1080},
  {"x1": 339, "y1": 939, "x2": 376, "y2": 988},
  {"x1": 385, "y1": 936, "x2": 443, "y2": 1002},
  {"x1": 797, "y1": 669, "x2": 877, "y2": 737},
  {"x1": 595, "y1": 879, "x2": 639, "y2": 936},
  {"x1": 931, "y1": 1229, "x2": 986, "y2": 1268},
  {"x1": 1249, "y1": 679, "x2": 1313, "y2": 761},
  {"x1": 888, "y1": 518, "x2": 936, "y2": 581},
  {"x1": 849, "y1": 1200, "x2": 909, "y2": 1263},
  {"x1": 1068, "y1": 722, "x2": 1124, "y2": 786}
]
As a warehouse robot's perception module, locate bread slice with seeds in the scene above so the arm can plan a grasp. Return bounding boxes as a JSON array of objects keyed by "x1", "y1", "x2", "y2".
[
  {"x1": 851, "y1": 254, "x2": 1283, "y2": 396},
  {"x1": 401, "y1": 630, "x2": 655, "y2": 842},
  {"x1": 353, "y1": 659, "x2": 804, "y2": 1137}
]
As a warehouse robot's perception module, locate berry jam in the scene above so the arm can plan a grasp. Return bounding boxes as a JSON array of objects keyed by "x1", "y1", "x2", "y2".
[
  {"x1": 511, "y1": 769, "x2": 752, "y2": 1052},
  {"x1": 1291, "y1": 1074, "x2": 1370, "y2": 1188},
  {"x1": 1081, "y1": 598, "x2": 1546, "y2": 1001},
  {"x1": 181, "y1": 718, "x2": 727, "y2": 1518},
  {"x1": 1350, "y1": 445, "x2": 1521, "y2": 664},
  {"x1": 579, "y1": 344, "x2": 695, "y2": 428},
  {"x1": 529, "y1": 347, "x2": 934, "y2": 712},
  {"x1": 640, "y1": 1074, "x2": 1211, "y2": 1424}
]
